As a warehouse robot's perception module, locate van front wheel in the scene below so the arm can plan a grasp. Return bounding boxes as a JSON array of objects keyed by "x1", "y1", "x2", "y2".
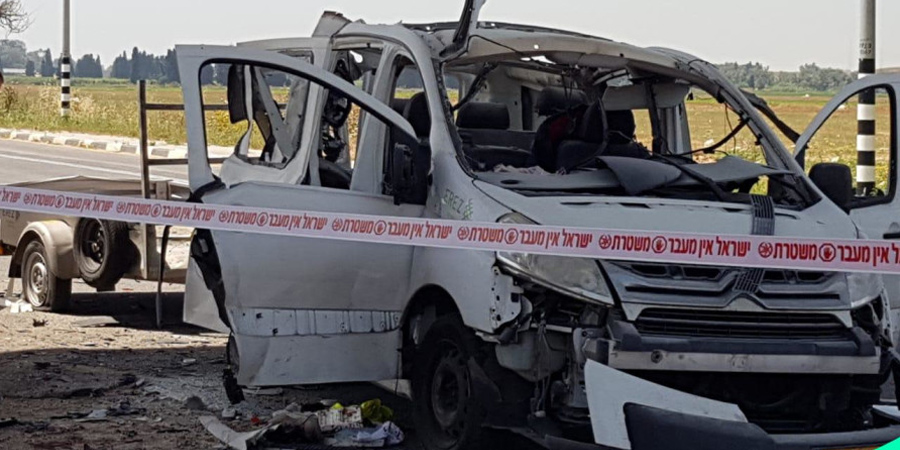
[{"x1": 412, "y1": 315, "x2": 488, "y2": 450}]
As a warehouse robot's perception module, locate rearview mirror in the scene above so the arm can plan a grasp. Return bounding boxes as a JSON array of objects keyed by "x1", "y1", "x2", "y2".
[
  {"x1": 387, "y1": 130, "x2": 430, "y2": 206},
  {"x1": 809, "y1": 163, "x2": 853, "y2": 212}
]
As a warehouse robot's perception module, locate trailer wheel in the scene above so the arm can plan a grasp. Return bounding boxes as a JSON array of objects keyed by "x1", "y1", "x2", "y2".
[
  {"x1": 73, "y1": 219, "x2": 132, "y2": 289},
  {"x1": 22, "y1": 240, "x2": 72, "y2": 312},
  {"x1": 412, "y1": 315, "x2": 489, "y2": 450}
]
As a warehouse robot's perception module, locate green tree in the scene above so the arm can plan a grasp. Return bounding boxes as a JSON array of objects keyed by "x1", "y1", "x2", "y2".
[
  {"x1": 24, "y1": 58, "x2": 34, "y2": 76},
  {"x1": 129, "y1": 47, "x2": 142, "y2": 83},
  {"x1": 39, "y1": 49, "x2": 55, "y2": 77},
  {"x1": 0, "y1": 39, "x2": 26, "y2": 68},
  {"x1": 163, "y1": 49, "x2": 179, "y2": 84}
]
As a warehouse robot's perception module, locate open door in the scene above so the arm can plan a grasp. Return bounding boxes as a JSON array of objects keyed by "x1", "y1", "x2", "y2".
[
  {"x1": 177, "y1": 45, "x2": 430, "y2": 386},
  {"x1": 795, "y1": 75, "x2": 900, "y2": 343}
]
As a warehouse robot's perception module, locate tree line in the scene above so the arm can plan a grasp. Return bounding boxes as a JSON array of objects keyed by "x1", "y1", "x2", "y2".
[
  {"x1": 1, "y1": 39, "x2": 863, "y2": 92},
  {"x1": 716, "y1": 62, "x2": 856, "y2": 92}
]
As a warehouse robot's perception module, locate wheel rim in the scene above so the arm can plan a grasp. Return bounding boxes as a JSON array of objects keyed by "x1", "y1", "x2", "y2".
[
  {"x1": 24, "y1": 251, "x2": 50, "y2": 307},
  {"x1": 79, "y1": 220, "x2": 105, "y2": 271},
  {"x1": 429, "y1": 341, "x2": 470, "y2": 444}
]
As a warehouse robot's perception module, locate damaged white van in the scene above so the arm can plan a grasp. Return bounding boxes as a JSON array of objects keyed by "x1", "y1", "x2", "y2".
[{"x1": 177, "y1": 2, "x2": 900, "y2": 449}]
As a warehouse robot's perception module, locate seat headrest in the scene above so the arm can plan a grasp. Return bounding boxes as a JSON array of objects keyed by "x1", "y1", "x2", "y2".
[
  {"x1": 607, "y1": 110, "x2": 636, "y2": 145},
  {"x1": 456, "y1": 102, "x2": 510, "y2": 130},
  {"x1": 392, "y1": 98, "x2": 410, "y2": 116},
  {"x1": 575, "y1": 101, "x2": 608, "y2": 145},
  {"x1": 402, "y1": 92, "x2": 431, "y2": 139},
  {"x1": 537, "y1": 87, "x2": 588, "y2": 116}
]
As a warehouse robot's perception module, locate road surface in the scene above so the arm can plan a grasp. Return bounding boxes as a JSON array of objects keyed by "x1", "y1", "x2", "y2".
[{"x1": 0, "y1": 139, "x2": 188, "y2": 185}]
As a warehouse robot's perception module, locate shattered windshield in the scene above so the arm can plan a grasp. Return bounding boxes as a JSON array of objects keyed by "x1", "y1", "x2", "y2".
[{"x1": 444, "y1": 56, "x2": 813, "y2": 208}]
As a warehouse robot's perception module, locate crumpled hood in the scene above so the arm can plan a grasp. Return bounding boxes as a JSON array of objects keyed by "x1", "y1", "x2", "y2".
[
  {"x1": 475, "y1": 180, "x2": 856, "y2": 240},
  {"x1": 476, "y1": 180, "x2": 861, "y2": 312}
]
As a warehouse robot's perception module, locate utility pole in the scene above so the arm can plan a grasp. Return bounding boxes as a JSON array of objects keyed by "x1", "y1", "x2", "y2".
[
  {"x1": 857, "y1": 0, "x2": 876, "y2": 194},
  {"x1": 60, "y1": 0, "x2": 71, "y2": 117}
]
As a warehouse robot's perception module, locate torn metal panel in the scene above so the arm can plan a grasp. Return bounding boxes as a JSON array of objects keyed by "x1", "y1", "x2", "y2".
[
  {"x1": 584, "y1": 360, "x2": 747, "y2": 450},
  {"x1": 228, "y1": 307, "x2": 401, "y2": 337},
  {"x1": 235, "y1": 332, "x2": 402, "y2": 386}
]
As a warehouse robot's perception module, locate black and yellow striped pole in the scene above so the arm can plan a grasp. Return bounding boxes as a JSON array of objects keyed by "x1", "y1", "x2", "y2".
[
  {"x1": 60, "y1": 0, "x2": 71, "y2": 117},
  {"x1": 857, "y1": 0, "x2": 876, "y2": 194}
]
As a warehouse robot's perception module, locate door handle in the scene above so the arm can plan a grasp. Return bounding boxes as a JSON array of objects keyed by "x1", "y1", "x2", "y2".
[{"x1": 884, "y1": 232, "x2": 900, "y2": 240}]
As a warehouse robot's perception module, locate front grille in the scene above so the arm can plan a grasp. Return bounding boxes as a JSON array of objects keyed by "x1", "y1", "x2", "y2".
[
  {"x1": 634, "y1": 309, "x2": 848, "y2": 340},
  {"x1": 625, "y1": 263, "x2": 829, "y2": 285}
]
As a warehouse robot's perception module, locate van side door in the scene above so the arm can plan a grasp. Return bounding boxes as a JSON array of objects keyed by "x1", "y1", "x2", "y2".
[
  {"x1": 795, "y1": 75, "x2": 900, "y2": 341},
  {"x1": 178, "y1": 45, "x2": 427, "y2": 386}
]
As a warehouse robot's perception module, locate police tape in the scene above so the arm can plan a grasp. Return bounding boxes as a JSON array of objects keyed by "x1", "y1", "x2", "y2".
[{"x1": 0, "y1": 184, "x2": 897, "y2": 275}]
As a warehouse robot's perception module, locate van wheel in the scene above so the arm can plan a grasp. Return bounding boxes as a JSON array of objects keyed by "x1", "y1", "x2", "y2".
[
  {"x1": 73, "y1": 219, "x2": 132, "y2": 289},
  {"x1": 413, "y1": 315, "x2": 488, "y2": 450},
  {"x1": 22, "y1": 240, "x2": 72, "y2": 312}
]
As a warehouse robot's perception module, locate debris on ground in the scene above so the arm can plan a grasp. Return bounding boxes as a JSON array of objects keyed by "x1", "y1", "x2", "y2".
[
  {"x1": 243, "y1": 387, "x2": 283, "y2": 397},
  {"x1": 32, "y1": 318, "x2": 47, "y2": 327},
  {"x1": 5, "y1": 300, "x2": 33, "y2": 313},
  {"x1": 201, "y1": 400, "x2": 404, "y2": 449},
  {"x1": 184, "y1": 396, "x2": 208, "y2": 411},
  {"x1": 360, "y1": 399, "x2": 393, "y2": 424},
  {"x1": 0, "y1": 418, "x2": 18, "y2": 429},
  {"x1": 73, "y1": 317, "x2": 120, "y2": 328},
  {"x1": 222, "y1": 407, "x2": 237, "y2": 420},
  {"x1": 333, "y1": 421, "x2": 404, "y2": 447}
]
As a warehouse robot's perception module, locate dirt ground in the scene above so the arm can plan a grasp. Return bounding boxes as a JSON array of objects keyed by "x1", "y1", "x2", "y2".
[{"x1": 0, "y1": 257, "x2": 419, "y2": 450}]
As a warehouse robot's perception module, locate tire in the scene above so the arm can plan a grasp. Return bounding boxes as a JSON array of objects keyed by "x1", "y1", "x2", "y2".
[
  {"x1": 73, "y1": 219, "x2": 132, "y2": 289},
  {"x1": 412, "y1": 315, "x2": 489, "y2": 450},
  {"x1": 21, "y1": 240, "x2": 72, "y2": 312}
]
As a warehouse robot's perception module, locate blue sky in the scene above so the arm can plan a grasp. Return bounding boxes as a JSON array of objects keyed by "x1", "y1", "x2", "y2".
[{"x1": 8, "y1": 0, "x2": 900, "y2": 71}]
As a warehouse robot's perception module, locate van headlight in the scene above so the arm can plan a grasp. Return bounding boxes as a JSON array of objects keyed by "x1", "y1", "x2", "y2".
[
  {"x1": 848, "y1": 271, "x2": 883, "y2": 309},
  {"x1": 497, "y1": 213, "x2": 614, "y2": 306}
]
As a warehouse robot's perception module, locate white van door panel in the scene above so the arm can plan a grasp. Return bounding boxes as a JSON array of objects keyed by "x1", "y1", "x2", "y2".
[
  {"x1": 178, "y1": 45, "x2": 423, "y2": 385},
  {"x1": 796, "y1": 75, "x2": 900, "y2": 342}
]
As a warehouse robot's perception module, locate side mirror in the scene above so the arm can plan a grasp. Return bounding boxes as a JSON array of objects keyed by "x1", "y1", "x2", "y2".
[
  {"x1": 387, "y1": 129, "x2": 430, "y2": 206},
  {"x1": 809, "y1": 163, "x2": 853, "y2": 212}
]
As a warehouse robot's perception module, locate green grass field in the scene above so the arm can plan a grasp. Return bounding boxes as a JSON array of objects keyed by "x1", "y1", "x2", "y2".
[{"x1": 0, "y1": 79, "x2": 892, "y2": 191}]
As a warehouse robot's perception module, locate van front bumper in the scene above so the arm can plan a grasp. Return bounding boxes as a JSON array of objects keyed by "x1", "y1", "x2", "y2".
[
  {"x1": 541, "y1": 406, "x2": 900, "y2": 450},
  {"x1": 580, "y1": 360, "x2": 900, "y2": 450}
]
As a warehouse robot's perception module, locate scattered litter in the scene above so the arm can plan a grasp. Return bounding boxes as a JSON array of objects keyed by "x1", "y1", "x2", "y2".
[
  {"x1": 135, "y1": 379, "x2": 146, "y2": 388},
  {"x1": 184, "y1": 396, "x2": 207, "y2": 411},
  {"x1": 221, "y1": 407, "x2": 237, "y2": 420},
  {"x1": 72, "y1": 317, "x2": 119, "y2": 328},
  {"x1": 331, "y1": 421, "x2": 405, "y2": 447},
  {"x1": 201, "y1": 400, "x2": 403, "y2": 449},
  {"x1": 318, "y1": 403, "x2": 364, "y2": 433},
  {"x1": 32, "y1": 319, "x2": 47, "y2": 327},
  {"x1": 243, "y1": 387, "x2": 283, "y2": 396},
  {"x1": 181, "y1": 358, "x2": 197, "y2": 366},
  {"x1": 5, "y1": 300, "x2": 33, "y2": 314},
  {"x1": 75, "y1": 409, "x2": 109, "y2": 423},
  {"x1": 201, "y1": 409, "x2": 321, "y2": 450},
  {"x1": 360, "y1": 399, "x2": 393, "y2": 425},
  {"x1": 71, "y1": 402, "x2": 144, "y2": 422}
]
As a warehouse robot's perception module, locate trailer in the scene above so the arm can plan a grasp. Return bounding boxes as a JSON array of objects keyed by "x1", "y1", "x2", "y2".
[{"x1": 0, "y1": 82, "x2": 226, "y2": 318}]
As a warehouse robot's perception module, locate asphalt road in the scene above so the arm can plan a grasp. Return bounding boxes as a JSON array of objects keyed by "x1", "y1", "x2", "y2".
[{"x1": 0, "y1": 139, "x2": 188, "y2": 185}]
